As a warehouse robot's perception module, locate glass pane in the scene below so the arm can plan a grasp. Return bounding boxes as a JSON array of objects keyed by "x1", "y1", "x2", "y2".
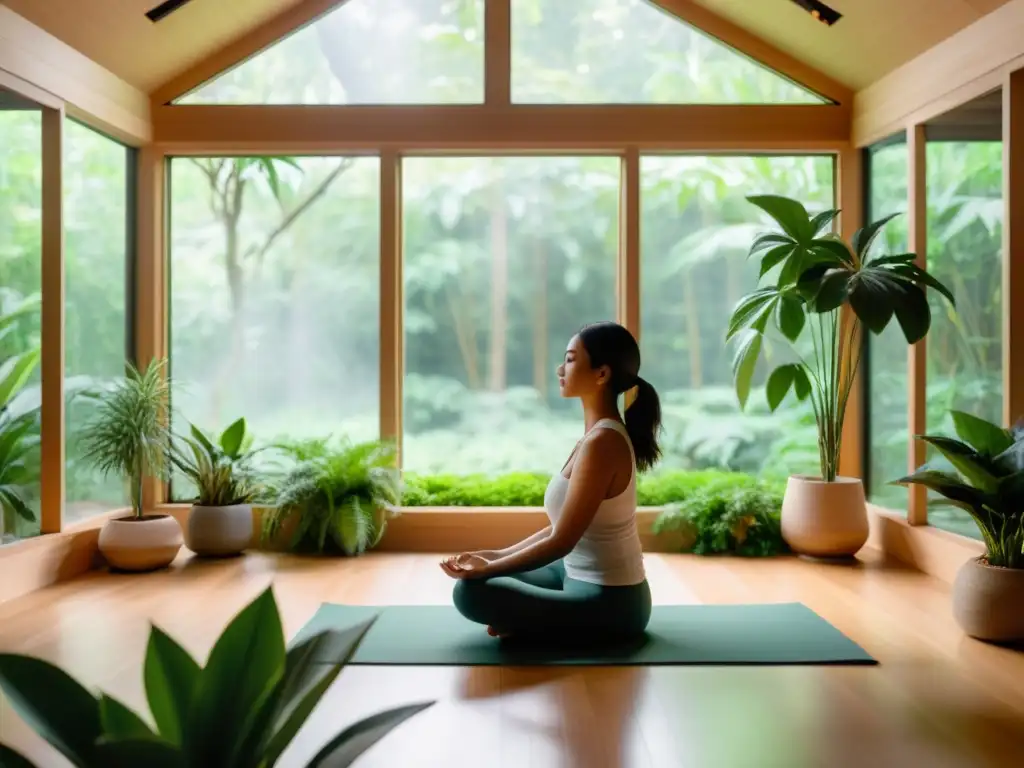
[
  {"x1": 402, "y1": 156, "x2": 619, "y2": 473},
  {"x1": 0, "y1": 98, "x2": 42, "y2": 544},
  {"x1": 640, "y1": 155, "x2": 834, "y2": 480},
  {"x1": 179, "y1": 0, "x2": 484, "y2": 105},
  {"x1": 926, "y1": 139, "x2": 1003, "y2": 540},
  {"x1": 64, "y1": 120, "x2": 130, "y2": 525},
  {"x1": 865, "y1": 138, "x2": 910, "y2": 508},
  {"x1": 512, "y1": 0, "x2": 824, "y2": 104},
  {"x1": 169, "y1": 156, "x2": 380, "y2": 499}
]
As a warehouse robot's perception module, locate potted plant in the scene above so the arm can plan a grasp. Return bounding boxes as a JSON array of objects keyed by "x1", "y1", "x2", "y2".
[
  {"x1": 80, "y1": 359, "x2": 182, "y2": 571},
  {"x1": 729, "y1": 195, "x2": 955, "y2": 557},
  {"x1": 262, "y1": 437, "x2": 401, "y2": 556},
  {"x1": 893, "y1": 410, "x2": 1024, "y2": 642},
  {"x1": 0, "y1": 587, "x2": 432, "y2": 766},
  {"x1": 170, "y1": 417, "x2": 266, "y2": 557}
]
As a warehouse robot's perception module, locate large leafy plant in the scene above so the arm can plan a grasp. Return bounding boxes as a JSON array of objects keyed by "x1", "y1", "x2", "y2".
[
  {"x1": 893, "y1": 411, "x2": 1024, "y2": 568},
  {"x1": 0, "y1": 587, "x2": 431, "y2": 767},
  {"x1": 728, "y1": 195, "x2": 955, "y2": 481},
  {"x1": 171, "y1": 417, "x2": 265, "y2": 507},
  {"x1": 79, "y1": 359, "x2": 171, "y2": 518},
  {"x1": 262, "y1": 437, "x2": 401, "y2": 555}
]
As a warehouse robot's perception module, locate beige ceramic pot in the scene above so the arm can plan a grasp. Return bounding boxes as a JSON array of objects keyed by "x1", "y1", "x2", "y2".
[
  {"x1": 98, "y1": 514, "x2": 183, "y2": 572},
  {"x1": 186, "y1": 503, "x2": 254, "y2": 557},
  {"x1": 951, "y1": 556, "x2": 1024, "y2": 642},
  {"x1": 780, "y1": 475, "x2": 868, "y2": 558}
]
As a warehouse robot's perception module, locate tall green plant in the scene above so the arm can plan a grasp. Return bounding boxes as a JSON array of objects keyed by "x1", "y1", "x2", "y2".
[
  {"x1": 171, "y1": 417, "x2": 265, "y2": 507},
  {"x1": 893, "y1": 411, "x2": 1024, "y2": 568},
  {"x1": 0, "y1": 587, "x2": 431, "y2": 767},
  {"x1": 80, "y1": 359, "x2": 171, "y2": 518},
  {"x1": 728, "y1": 195, "x2": 955, "y2": 481}
]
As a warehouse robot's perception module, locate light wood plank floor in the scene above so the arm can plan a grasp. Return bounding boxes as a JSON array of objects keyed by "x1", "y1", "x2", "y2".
[{"x1": 2, "y1": 550, "x2": 1023, "y2": 767}]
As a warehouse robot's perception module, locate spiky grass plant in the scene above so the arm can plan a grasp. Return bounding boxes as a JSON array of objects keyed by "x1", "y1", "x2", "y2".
[
  {"x1": 170, "y1": 418, "x2": 266, "y2": 507},
  {"x1": 80, "y1": 359, "x2": 171, "y2": 519}
]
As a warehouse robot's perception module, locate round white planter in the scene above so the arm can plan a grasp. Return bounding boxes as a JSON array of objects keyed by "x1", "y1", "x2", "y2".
[
  {"x1": 952, "y1": 556, "x2": 1024, "y2": 642},
  {"x1": 98, "y1": 514, "x2": 183, "y2": 572},
  {"x1": 780, "y1": 475, "x2": 868, "y2": 558},
  {"x1": 187, "y1": 503, "x2": 253, "y2": 557}
]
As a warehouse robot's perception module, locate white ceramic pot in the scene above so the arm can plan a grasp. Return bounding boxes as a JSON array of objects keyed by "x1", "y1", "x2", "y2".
[
  {"x1": 780, "y1": 475, "x2": 868, "y2": 558},
  {"x1": 98, "y1": 514, "x2": 184, "y2": 572},
  {"x1": 951, "y1": 556, "x2": 1024, "y2": 642},
  {"x1": 187, "y1": 503, "x2": 254, "y2": 557}
]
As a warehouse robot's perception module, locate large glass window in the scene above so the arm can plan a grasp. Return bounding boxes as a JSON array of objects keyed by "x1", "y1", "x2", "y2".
[
  {"x1": 63, "y1": 120, "x2": 131, "y2": 524},
  {"x1": 511, "y1": 0, "x2": 823, "y2": 104},
  {"x1": 401, "y1": 156, "x2": 619, "y2": 473},
  {"x1": 168, "y1": 156, "x2": 381, "y2": 498},
  {"x1": 179, "y1": 0, "x2": 484, "y2": 105},
  {"x1": 864, "y1": 136, "x2": 910, "y2": 508},
  {"x1": 639, "y1": 154, "x2": 834, "y2": 480},
  {"x1": 925, "y1": 102, "x2": 1003, "y2": 539},
  {"x1": 0, "y1": 93, "x2": 42, "y2": 543}
]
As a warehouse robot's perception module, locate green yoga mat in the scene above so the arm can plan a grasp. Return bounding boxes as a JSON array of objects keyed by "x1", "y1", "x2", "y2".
[{"x1": 291, "y1": 602, "x2": 876, "y2": 666}]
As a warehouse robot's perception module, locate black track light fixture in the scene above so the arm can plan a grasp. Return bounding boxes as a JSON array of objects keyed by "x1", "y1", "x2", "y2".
[{"x1": 789, "y1": 0, "x2": 843, "y2": 26}]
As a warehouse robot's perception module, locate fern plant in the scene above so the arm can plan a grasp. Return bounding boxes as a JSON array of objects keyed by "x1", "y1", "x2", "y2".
[
  {"x1": 171, "y1": 417, "x2": 265, "y2": 507},
  {"x1": 79, "y1": 359, "x2": 171, "y2": 519},
  {"x1": 262, "y1": 437, "x2": 401, "y2": 555}
]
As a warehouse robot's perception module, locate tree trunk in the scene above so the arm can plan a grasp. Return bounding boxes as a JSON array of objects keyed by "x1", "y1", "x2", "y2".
[{"x1": 488, "y1": 176, "x2": 508, "y2": 392}]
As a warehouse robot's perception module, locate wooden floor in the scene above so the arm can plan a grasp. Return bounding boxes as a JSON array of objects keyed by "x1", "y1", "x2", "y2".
[{"x1": 2, "y1": 550, "x2": 1024, "y2": 768}]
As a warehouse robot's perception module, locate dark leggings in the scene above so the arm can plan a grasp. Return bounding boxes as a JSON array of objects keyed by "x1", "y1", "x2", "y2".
[{"x1": 452, "y1": 560, "x2": 652, "y2": 641}]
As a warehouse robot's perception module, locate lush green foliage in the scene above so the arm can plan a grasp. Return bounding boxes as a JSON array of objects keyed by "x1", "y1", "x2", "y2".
[
  {"x1": 653, "y1": 485, "x2": 787, "y2": 557},
  {"x1": 730, "y1": 194, "x2": 955, "y2": 482},
  {"x1": 894, "y1": 411, "x2": 1024, "y2": 568},
  {"x1": 262, "y1": 438, "x2": 401, "y2": 555},
  {"x1": 170, "y1": 418, "x2": 265, "y2": 507},
  {"x1": 79, "y1": 360, "x2": 171, "y2": 518},
  {"x1": 0, "y1": 587, "x2": 431, "y2": 767}
]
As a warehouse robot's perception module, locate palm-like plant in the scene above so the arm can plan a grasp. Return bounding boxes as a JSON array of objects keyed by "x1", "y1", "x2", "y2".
[
  {"x1": 728, "y1": 195, "x2": 956, "y2": 481},
  {"x1": 170, "y1": 417, "x2": 266, "y2": 507},
  {"x1": 79, "y1": 359, "x2": 171, "y2": 518},
  {"x1": 893, "y1": 411, "x2": 1024, "y2": 568}
]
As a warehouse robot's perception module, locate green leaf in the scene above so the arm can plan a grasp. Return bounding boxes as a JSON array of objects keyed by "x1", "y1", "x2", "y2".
[
  {"x1": 777, "y1": 246, "x2": 810, "y2": 287},
  {"x1": 961, "y1": 413, "x2": 1019, "y2": 458},
  {"x1": 749, "y1": 232, "x2": 793, "y2": 256},
  {"x1": 0, "y1": 349, "x2": 40, "y2": 408},
  {"x1": 99, "y1": 694, "x2": 155, "y2": 741},
  {"x1": 93, "y1": 738, "x2": 183, "y2": 768},
  {"x1": 189, "y1": 425, "x2": 217, "y2": 456},
  {"x1": 811, "y1": 269, "x2": 849, "y2": 313},
  {"x1": 746, "y1": 195, "x2": 813, "y2": 242},
  {"x1": 848, "y1": 274, "x2": 897, "y2": 334},
  {"x1": 263, "y1": 618, "x2": 380, "y2": 766},
  {"x1": 810, "y1": 236, "x2": 854, "y2": 266},
  {"x1": 183, "y1": 588, "x2": 286, "y2": 766},
  {"x1": 757, "y1": 244, "x2": 795, "y2": 278},
  {"x1": 219, "y1": 418, "x2": 247, "y2": 458},
  {"x1": 305, "y1": 703, "x2": 435, "y2": 768},
  {"x1": 866, "y1": 252, "x2": 916, "y2": 268},
  {"x1": 890, "y1": 469, "x2": 987, "y2": 511},
  {"x1": 891, "y1": 284, "x2": 931, "y2": 344},
  {"x1": 725, "y1": 290, "x2": 777, "y2": 342},
  {"x1": 776, "y1": 295, "x2": 805, "y2": 341},
  {"x1": 765, "y1": 365, "x2": 796, "y2": 412},
  {"x1": 809, "y1": 209, "x2": 840, "y2": 235},
  {"x1": 888, "y1": 262, "x2": 956, "y2": 307},
  {"x1": 144, "y1": 626, "x2": 201, "y2": 747},
  {"x1": 792, "y1": 365, "x2": 812, "y2": 400},
  {"x1": 0, "y1": 654, "x2": 101, "y2": 768},
  {"x1": 917, "y1": 436, "x2": 1001, "y2": 494},
  {"x1": 731, "y1": 330, "x2": 763, "y2": 411},
  {"x1": 852, "y1": 213, "x2": 900, "y2": 259},
  {"x1": 0, "y1": 743, "x2": 39, "y2": 768}
]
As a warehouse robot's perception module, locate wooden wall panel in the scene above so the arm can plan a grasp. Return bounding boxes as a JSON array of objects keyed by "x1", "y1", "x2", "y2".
[
  {"x1": 838, "y1": 147, "x2": 864, "y2": 480},
  {"x1": 379, "y1": 151, "x2": 403, "y2": 460},
  {"x1": 907, "y1": 125, "x2": 928, "y2": 525},
  {"x1": 618, "y1": 148, "x2": 641, "y2": 340}
]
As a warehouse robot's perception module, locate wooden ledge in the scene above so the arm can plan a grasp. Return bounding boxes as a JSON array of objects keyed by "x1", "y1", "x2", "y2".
[{"x1": 867, "y1": 504, "x2": 984, "y2": 583}]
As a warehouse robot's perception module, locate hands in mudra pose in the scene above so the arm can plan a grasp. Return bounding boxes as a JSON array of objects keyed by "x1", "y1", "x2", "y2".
[{"x1": 440, "y1": 551, "x2": 498, "y2": 579}]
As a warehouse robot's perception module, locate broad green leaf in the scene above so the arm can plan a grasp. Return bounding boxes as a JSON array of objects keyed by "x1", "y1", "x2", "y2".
[
  {"x1": 848, "y1": 274, "x2": 897, "y2": 334},
  {"x1": 994, "y1": 440, "x2": 1024, "y2": 474},
  {"x1": 810, "y1": 236, "x2": 854, "y2": 266},
  {"x1": 220, "y1": 418, "x2": 247, "y2": 458},
  {"x1": 776, "y1": 295, "x2": 805, "y2": 342},
  {"x1": 0, "y1": 654, "x2": 101, "y2": 767},
  {"x1": 725, "y1": 290, "x2": 777, "y2": 342},
  {"x1": 917, "y1": 436, "x2": 1000, "y2": 493},
  {"x1": 777, "y1": 246, "x2": 810, "y2": 287},
  {"x1": 0, "y1": 744, "x2": 39, "y2": 767},
  {"x1": 144, "y1": 627, "x2": 201, "y2": 747},
  {"x1": 866, "y1": 252, "x2": 916, "y2": 268},
  {"x1": 100, "y1": 694, "x2": 155, "y2": 741},
  {"x1": 792, "y1": 365, "x2": 812, "y2": 400},
  {"x1": 811, "y1": 269, "x2": 849, "y2": 313},
  {"x1": 765, "y1": 365, "x2": 796, "y2": 412},
  {"x1": 184, "y1": 588, "x2": 286, "y2": 766},
  {"x1": 891, "y1": 284, "x2": 931, "y2": 344},
  {"x1": 0, "y1": 349, "x2": 41, "y2": 409},
  {"x1": 746, "y1": 195, "x2": 812, "y2": 242},
  {"x1": 951, "y1": 411, "x2": 1014, "y2": 457},
  {"x1": 305, "y1": 703, "x2": 435, "y2": 768},
  {"x1": 757, "y1": 244, "x2": 795, "y2": 278},
  {"x1": 852, "y1": 212, "x2": 900, "y2": 259},
  {"x1": 749, "y1": 232, "x2": 793, "y2": 256},
  {"x1": 890, "y1": 469, "x2": 988, "y2": 510},
  {"x1": 263, "y1": 619, "x2": 380, "y2": 766},
  {"x1": 189, "y1": 425, "x2": 217, "y2": 456},
  {"x1": 809, "y1": 209, "x2": 840, "y2": 236},
  {"x1": 731, "y1": 330, "x2": 763, "y2": 411},
  {"x1": 888, "y1": 262, "x2": 956, "y2": 306},
  {"x1": 93, "y1": 738, "x2": 183, "y2": 768}
]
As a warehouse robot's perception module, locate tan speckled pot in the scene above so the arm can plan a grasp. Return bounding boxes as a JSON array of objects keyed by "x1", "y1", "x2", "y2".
[
  {"x1": 952, "y1": 556, "x2": 1024, "y2": 642},
  {"x1": 780, "y1": 475, "x2": 868, "y2": 558}
]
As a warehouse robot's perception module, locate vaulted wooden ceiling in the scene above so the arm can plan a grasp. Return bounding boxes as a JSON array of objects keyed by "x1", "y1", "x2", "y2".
[{"x1": 0, "y1": 0, "x2": 1013, "y2": 95}]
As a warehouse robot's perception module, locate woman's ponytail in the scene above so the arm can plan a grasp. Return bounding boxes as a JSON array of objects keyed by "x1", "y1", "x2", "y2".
[{"x1": 625, "y1": 376, "x2": 662, "y2": 472}]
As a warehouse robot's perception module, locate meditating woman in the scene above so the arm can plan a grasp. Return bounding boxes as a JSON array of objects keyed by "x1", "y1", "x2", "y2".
[{"x1": 440, "y1": 321, "x2": 660, "y2": 643}]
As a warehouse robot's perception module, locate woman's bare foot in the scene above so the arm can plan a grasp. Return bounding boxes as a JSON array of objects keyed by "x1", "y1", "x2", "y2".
[{"x1": 487, "y1": 625, "x2": 511, "y2": 639}]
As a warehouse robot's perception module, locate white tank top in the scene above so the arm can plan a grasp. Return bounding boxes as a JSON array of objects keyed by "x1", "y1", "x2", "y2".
[{"x1": 543, "y1": 418, "x2": 646, "y2": 586}]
